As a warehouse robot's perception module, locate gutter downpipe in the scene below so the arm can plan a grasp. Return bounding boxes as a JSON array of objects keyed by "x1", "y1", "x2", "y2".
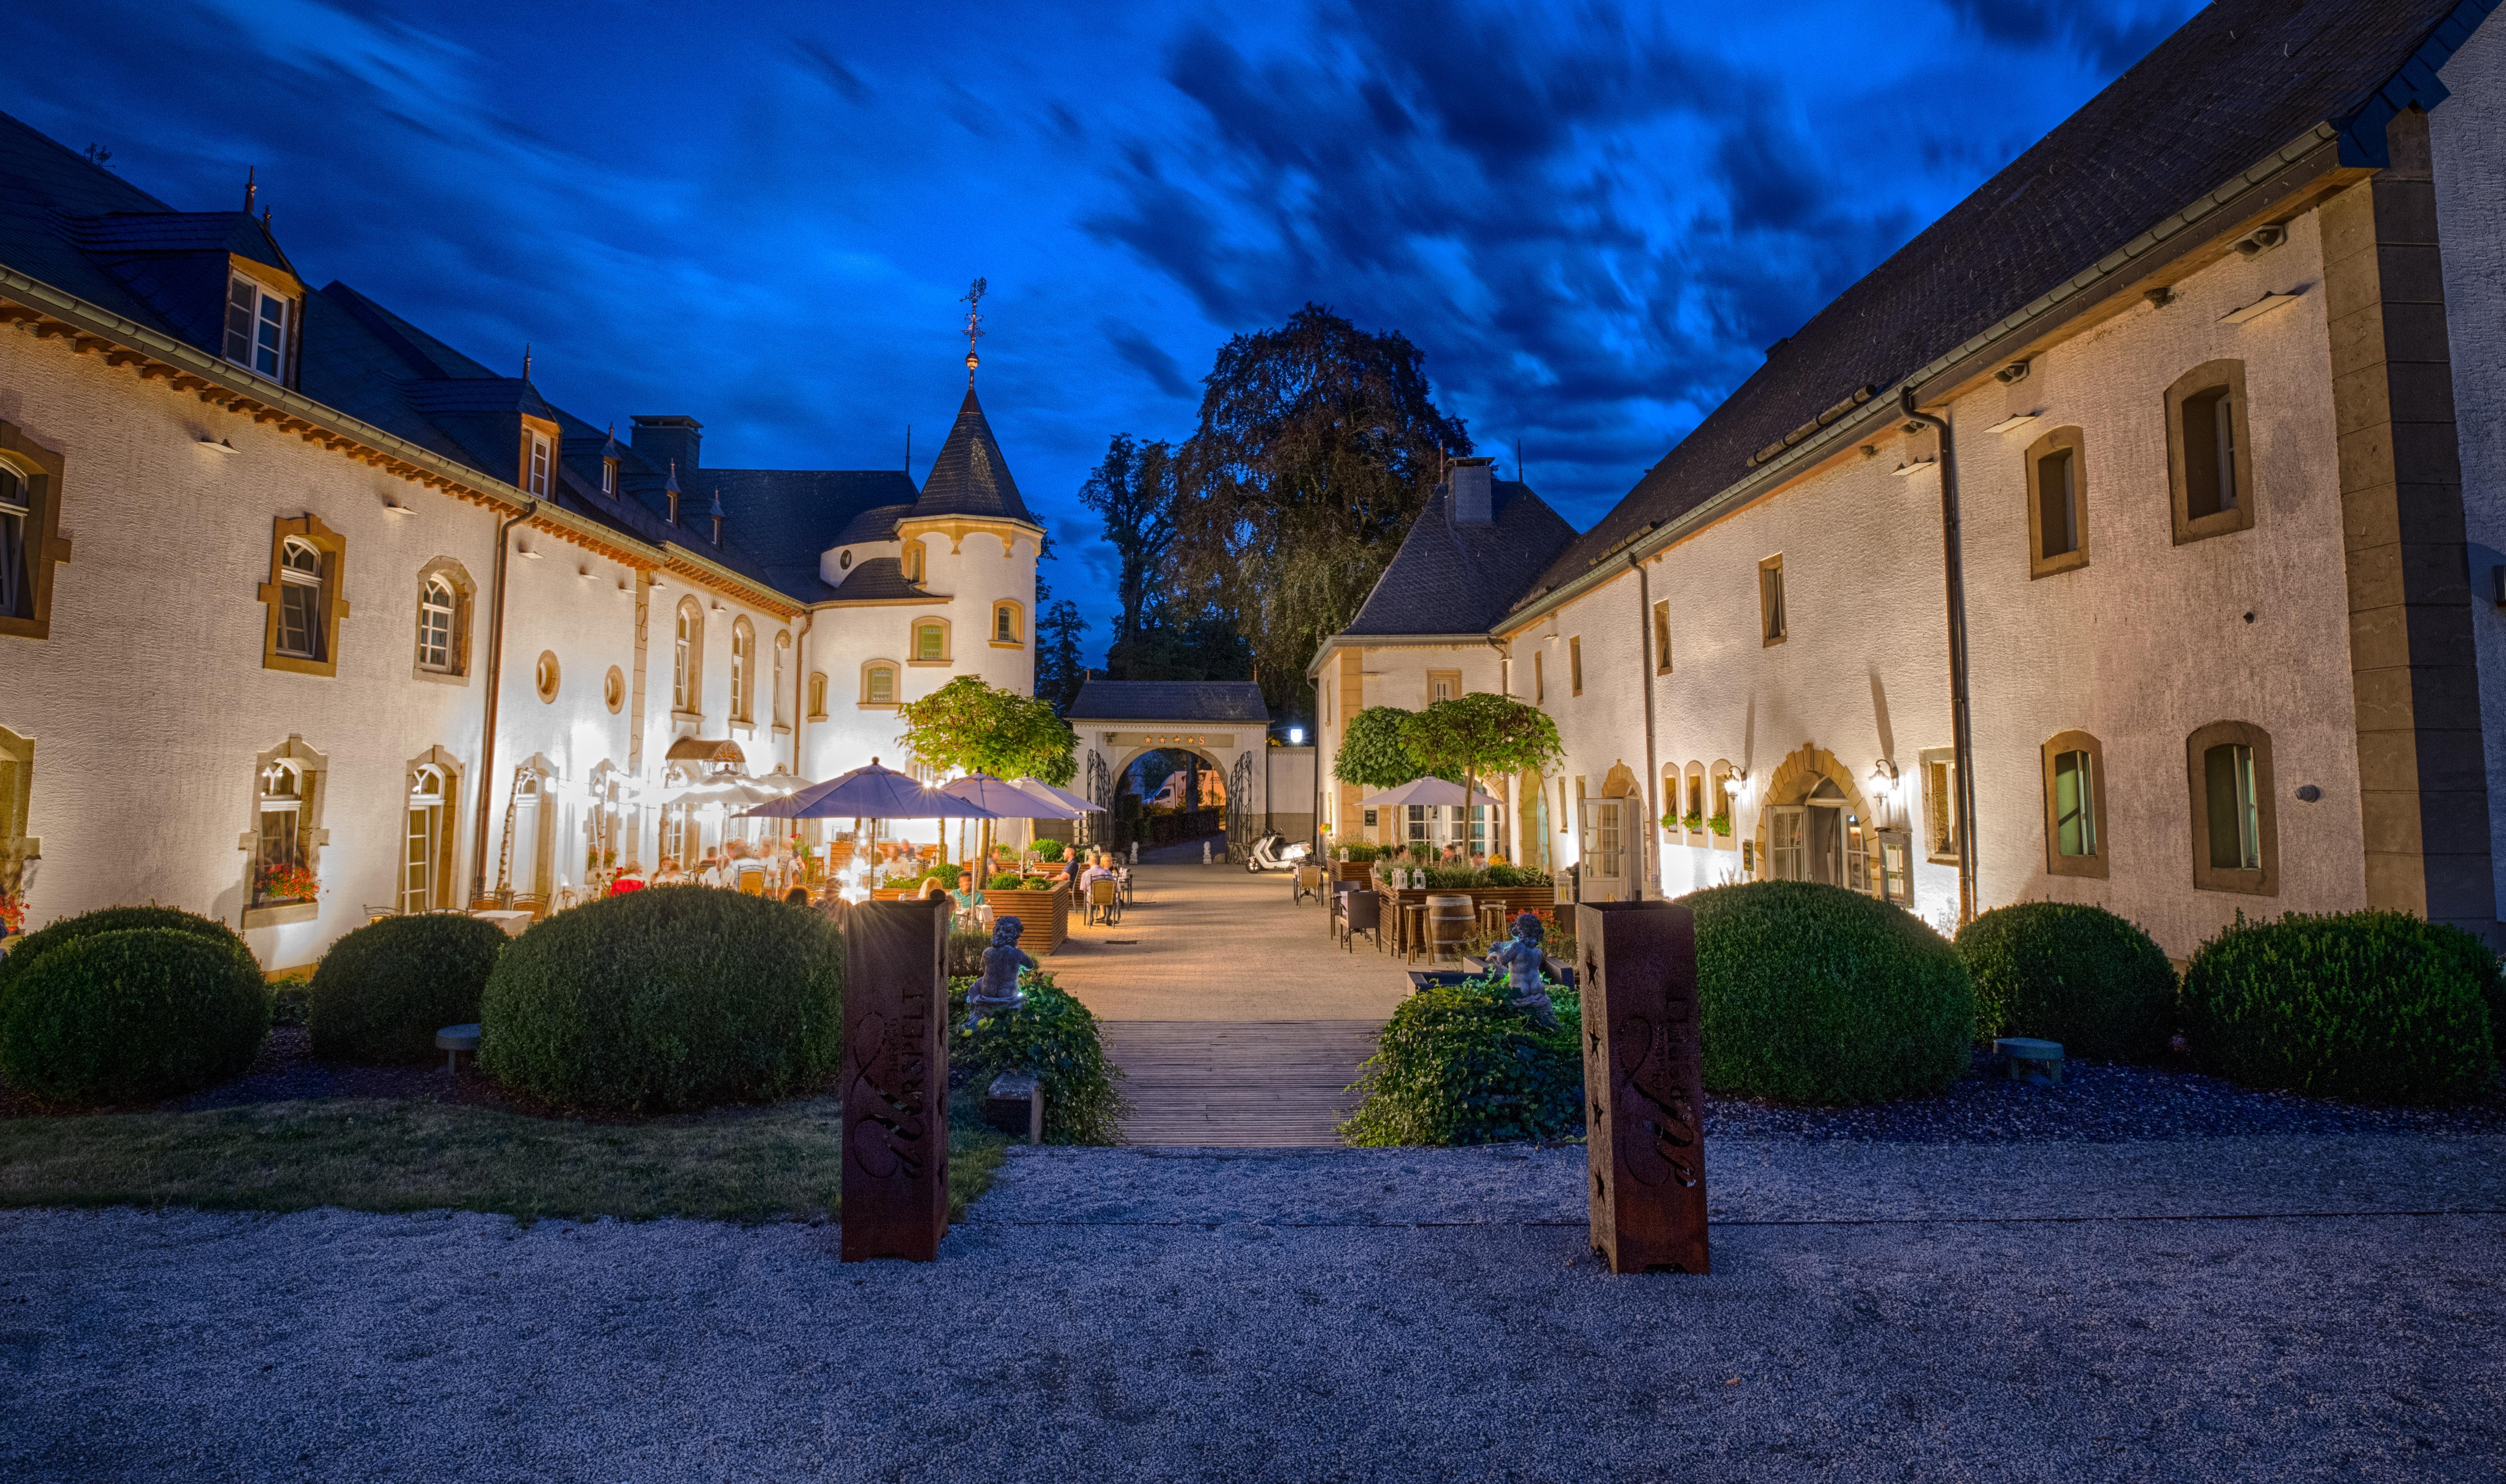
[
  {"x1": 1628, "y1": 555, "x2": 1661, "y2": 900},
  {"x1": 470, "y1": 499, "x2": 539, "y2": 901},
  {"x1": 1488, "y1": 636, "x2": 1516, "y2": 863},
  {"x1": 791, "y1": 608, "x2": 816, "y2": 776},
  {"x1": 1898, "y1": 386, "x2": 1976, "y2": 926}
]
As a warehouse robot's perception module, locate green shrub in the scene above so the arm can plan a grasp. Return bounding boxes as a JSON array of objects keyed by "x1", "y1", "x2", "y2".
[
  {"x1": 0, "y1": 928, "x2": 269, "y2": 1106},
  {"x1": 1483, "y1": 863, "x2": 1550, "y2": 888},
  {"x1": 1018, "y1": 875, "x2": 1056, "y2": 891},
  {"x1": 1338, "y1": 841, "x2": 1386, "y2": 863},
  {"x1": 1955, "y1": 901, "x2": 2176, "y2": 1061},
  {"x1": 1687, "y1": 880, "x2": 1974, "y2": 1104},
  {"x1": 1033, "y1": 839, "x2": 1066, "y2": 862},
  {"x1": 946, "y1": 925, "x2": 991, "y2": 979},
  {"x1": 2181, "y1": 910, "x2": 2497, "y2": 1104},
  {"x1": 1344, "y1": 976, "x2": 1583, "y2": 1145},
  {"x1": 308, "y1": 913, "x2": 508, "y2": 1065},
  {"x1": 923, "y1": 862, "x2": 964, "y2": 889},
  {"x1": 987, "y1": 873, "x2": 1025, "y2": 891},
  {"x1": 478, "y1": 886, "x2": 843, "y2": 1113},
  {"x1": 949, "y1": 969, "x2": 1128, "y2": 1143},
  {"x1": 0, "y1": 904, "x2": 248, "y2": 997},
  {"x1": 268, "y1": 977, "x2": 312, "y2": 1028}
]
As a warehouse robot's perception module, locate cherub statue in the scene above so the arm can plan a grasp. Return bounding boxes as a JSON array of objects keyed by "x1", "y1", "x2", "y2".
[
  {"x1": 1482, "y1": 911, "x2": 1558, "y2": 1029},
  {"x1": 964, "y1": 914, "x2": 1035, "y2": 1022}
]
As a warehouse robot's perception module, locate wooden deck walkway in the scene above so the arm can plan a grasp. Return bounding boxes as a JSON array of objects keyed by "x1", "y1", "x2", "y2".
[{"x1": 1097, "y1": 1021, "x2": 1382, "y2": 1147}]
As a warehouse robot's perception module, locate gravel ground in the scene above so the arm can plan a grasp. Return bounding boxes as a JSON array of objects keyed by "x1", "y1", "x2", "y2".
[{"x1": 5, "y1": 1134, "x2": 2502, "y2": 1483}]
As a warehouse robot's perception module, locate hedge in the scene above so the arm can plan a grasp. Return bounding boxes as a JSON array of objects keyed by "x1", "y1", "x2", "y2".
[
  {"x1": 2181, "y1": 910, "x2": 2497, "y2": 1104},
  {"x1": 308, "y1": 913, "x2": 509, "y2": 1065},
  {"x1": 0, "y1": 904, "x2": 249, "y2": 997},
  {"x1": 478, "y1": 886, "x2": 844, "y2": 1113},
  {"x1": 948, "y1": 968, "x2": 1128, "y2": 1143},
  {"x1": 1955, "y1": 901, "x2": 2176, "y2": 1061},
  {"x1": 1342, "y1": 976, "x2": 1583, "y2": 1145},
  {"x1": 0, "y1": 928, "x2": 269, "y2": 1106},
  {"x1": 1688, "y1": 880, "x2": 1975, "y2": 1104}
]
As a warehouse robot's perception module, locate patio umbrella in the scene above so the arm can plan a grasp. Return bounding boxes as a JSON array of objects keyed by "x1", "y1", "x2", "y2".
[
  {"x1": 1356, "y1": 777, "x2": 1504, "y2": 811},
  {"x1": 1013, "y1": 778, "x2": 1103, "y2": 813},
  {"x1": 742, "y1": 758, "x2": 997, "y2": 895},
  {"x1": 946, "y1": 772, "x2": 1084, "y2": 872}
]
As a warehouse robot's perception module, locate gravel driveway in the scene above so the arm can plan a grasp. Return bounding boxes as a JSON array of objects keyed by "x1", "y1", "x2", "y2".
[{"x1": 5, "y1": 1134, "x2": 2502, "y2": 1483}]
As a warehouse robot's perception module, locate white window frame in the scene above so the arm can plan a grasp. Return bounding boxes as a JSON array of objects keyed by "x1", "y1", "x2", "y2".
[
  {"x1": 225, "y1": 272, "x2": 290, "y2": 379},
  {"x1": 416, "y1": 576, "x2": 456, "y2": 672},
  {"x1": 527, "y1": 432, "x2": 552, "y2": 498},
  {"x1": 276, "y1": 536, "x2": 325, "y2": 659}
]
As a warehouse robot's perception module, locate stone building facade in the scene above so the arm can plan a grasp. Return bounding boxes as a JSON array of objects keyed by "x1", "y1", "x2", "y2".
[
  {"x1": 0, "y1": 111, "x2": 1038, "y2": 968},
  {"x1": 1312, "y1": 0, "x2": 2506, "y2": 955}
]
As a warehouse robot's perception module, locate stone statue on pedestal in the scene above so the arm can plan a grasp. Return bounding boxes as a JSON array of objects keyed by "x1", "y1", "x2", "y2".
[
  {"x1": 1484, "y1": 911, "x2": 1558, "y2": 1030},
  {"x1": 965, "y1": 915, "x2": 1035, "y2": 1021}
]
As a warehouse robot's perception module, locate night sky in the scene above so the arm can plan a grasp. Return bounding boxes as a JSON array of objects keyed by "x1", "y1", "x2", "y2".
[{"x1": 5, "y1": 0, "x2": 2195, "y2": 661}]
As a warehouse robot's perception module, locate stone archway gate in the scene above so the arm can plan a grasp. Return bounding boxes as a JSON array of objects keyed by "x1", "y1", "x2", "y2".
[{"x1": 1063, "y1": 679, "x2": 1272, "y2": 861}]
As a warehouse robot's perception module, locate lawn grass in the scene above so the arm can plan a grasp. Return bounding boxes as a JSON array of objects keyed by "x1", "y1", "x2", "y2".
[{"x1": 0, "y1": 1092, "x2": 1008, "y2": 1225}]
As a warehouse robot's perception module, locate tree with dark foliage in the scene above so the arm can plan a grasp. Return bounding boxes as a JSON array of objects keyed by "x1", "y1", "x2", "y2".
[
  {"x1": 1033, "y1": 573, "x2": 1088, "y2": 714},
  {"x1": 1075, "y1": 433, "x2": 1178, "y2": 655}
]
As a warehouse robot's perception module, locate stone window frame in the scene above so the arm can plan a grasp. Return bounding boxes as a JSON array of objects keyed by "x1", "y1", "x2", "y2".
[
  {"x1": 400, "y1": 746, "x2": 462, "y2": 914},
  {"x1": 730, "y1": 616, "x2": 756, "y2": 722},
  {"x1": 2164, "y1": 359, "x2": 2258, "y2": 545},
  {"x1": 257, "y1": 514, "x2": 349, "y2": 678},
  {"x1": 1427, "y1": 669, "x2": 1462, "y2": 705},
  {"x1": 1919, "y1": 745, "x2": 1959, "y2": 864},
  {"x1": 0, "y1": 725, "x2": 35, "y2": 907},
  {"x1": 991, "y1": 599, "x2": 1026, "y2": 647},
  {"x1": 1568, "y1": 636, "x2": 1583, "y2": 696},
  {"x1": 2040, "y1": 728, "x2": 2109, "y2": 879},
  {"x1": 0, "y1": 419, "x2": 72, "y2": 642},
  {"x1": 909, "y1": 616, "x2": 952, "y2": 666},
  {"x1": 240, "y1": 735, "x2": 329, "y2": 929},
  {"x1": 2023, "y1": 425, "x2": 2091, "y2": 579},
  {"x1": 2186, "y1": 719, "x2": 2278, "y2": 896},
  {"x1": 904, "y1": 540, "x2": 926, "y2": 585},
  {"x1": 1758, "y1": 553, "x2": 1787, "y2": 645},
  {"x1": 1707, "y1": 759, "x2": 1737, "y2": 851},
  {"x1": 411, "y1": 556, "x2": 475, "y2": 684},
  {"x1": 861, "y1": 658, "x2": 900, "y2": 708},
  {"x1": 1651, "y1": 598, "x2": 1672, "y2": 674},
  {"x1": 772, "y1": 631, "x2": 791, "y2": 731},
  {"x1": 807, "y1": 671, "x2": 828, "y2": 720},
  {"x1": 1533, "y1": 649, "x2": 1545, "y2": 703}
]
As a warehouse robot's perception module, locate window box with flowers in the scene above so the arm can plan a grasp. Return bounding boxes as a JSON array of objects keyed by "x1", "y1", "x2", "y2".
[
  {"x1": 0, "y1": 887, "x2": 25, "y2": 939},
  {"x1": 255, "y1": 861, "x2": 320, "y2": 906},
  {"x1": 1706, "y1": 813, "x2": 1732, "y2": 839}
]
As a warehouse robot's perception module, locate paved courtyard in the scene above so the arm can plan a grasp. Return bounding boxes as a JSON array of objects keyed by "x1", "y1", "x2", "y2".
[
  {"x1": 1047, "y1": 860, "x2": 1406, "y2": 1145},
  {"x1": 5, "y1": 1132, "x2": 2501, "y2": 1482}
]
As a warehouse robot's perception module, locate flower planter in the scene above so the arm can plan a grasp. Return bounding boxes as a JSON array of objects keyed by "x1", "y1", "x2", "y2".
[
  {"x1": 980, "y1": 884, "x2": 1072, "y2": 954},
  {"x1": 1333, "y1": 860, "x2": 1374, "y2": 887}
]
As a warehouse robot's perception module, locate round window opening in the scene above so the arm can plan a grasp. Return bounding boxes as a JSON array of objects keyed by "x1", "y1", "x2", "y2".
[
  {"x1": 838, "y1": 550, "x2": 853, "y2": 570},
  {"x1": 535, "y1": 651, "x2": 560, "y2": 702},
  {"x1": 603, "y1": 664, "x2": 625, "y2": 714}
]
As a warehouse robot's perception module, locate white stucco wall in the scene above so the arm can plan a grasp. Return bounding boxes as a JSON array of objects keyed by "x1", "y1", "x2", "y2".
[{"x1": 2432, "y1": 13, "x2": 2506, "y2": 921}]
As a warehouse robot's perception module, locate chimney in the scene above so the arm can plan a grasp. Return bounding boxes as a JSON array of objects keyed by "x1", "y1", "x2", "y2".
[
  {"x1": 631, "y1": 415, "x2": 702, "y2": 475},
  {"x1": 1449, "y1": 456, "x2": 1495, "y2": 525}
]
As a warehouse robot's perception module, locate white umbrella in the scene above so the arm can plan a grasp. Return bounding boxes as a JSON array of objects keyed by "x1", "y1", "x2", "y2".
[
  {"x1": 948, "y1": 773, "x2": 1084, "y2": 876},
  {"x1": 1014, "y1": 778, "x2": 1103, "y2": 813},
  {"x1": 1357, "y1": 777, "x2": 1503, "y2": 810}
]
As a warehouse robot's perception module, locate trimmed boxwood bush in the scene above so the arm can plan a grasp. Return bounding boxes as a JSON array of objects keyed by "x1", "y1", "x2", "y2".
[
  {"x1": 478, "y1": 886, "x2": 843, "y2": 1113},
  {"x1": 1955, "y1": 901, "x2": 2176, "y2": 1061},
  {"x1": 2181, "y1": 910, "x2": 2498, "y2": 1104},
  {"x1": 0, "y1": 904, "x2": 248, "y2": 996},
  {"x1": 308, "y1": 913, "x2": 509, "y2": 1065},
  {"x1": 0, "y1": 928, "x2": 269, "y2": 1105},
  {"x1": 1343, "y1": 976, "x2": 1584, "y2": 1146},
  {"x1": 949, "y1": 968, "x2": 1128, "y2": 1143},
  {"x1": 1689, "y1": 880, "x2": 1974, "y2": 1104},
  {"x1": 1032, "y1": 839, "x2": 1066, "y2": 862}
]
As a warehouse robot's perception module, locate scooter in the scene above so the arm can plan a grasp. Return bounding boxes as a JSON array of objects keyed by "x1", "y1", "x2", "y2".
[{"x1": 1244, "y1": 832, "x2": 1312, "y2": 873}]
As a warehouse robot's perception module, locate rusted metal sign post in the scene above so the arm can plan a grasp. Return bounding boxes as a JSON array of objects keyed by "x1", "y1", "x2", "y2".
[
  {"x1": 841, "y1": 897, "x2": 950, "y2": 1262},
  {"x1": 1578, "y1": 900, "x2": 1709, "y2": 1274}
]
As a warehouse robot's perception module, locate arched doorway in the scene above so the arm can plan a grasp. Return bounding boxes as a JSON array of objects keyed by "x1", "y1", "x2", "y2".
[
  {"x1": 1757, "y1": 744, "x2": 1897, "y2": 898},
  {"x1": 1111, "y1": 745, "x2": 1231, "y2": 857}
]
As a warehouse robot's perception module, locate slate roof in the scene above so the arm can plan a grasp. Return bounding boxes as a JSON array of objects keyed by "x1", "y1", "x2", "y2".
[
  {"x1": 0, "y1": 105, "x2": 1003, "y2": 610},
  {"x1": 1527, "y1": 0, "x2": 2496, "y2": 600},
  {"x1": 1067, "y1": 680, "x2": 1271, "y2": 724},
  {"x1": 914, "y1": 387, "x2": 1034, "y2": 524},
  {"x1": 820, "y1": 556, "x2": 932, "y2": 602},
  {"x1": 1343, "y1": 481, "x2": 1578, "y2": 637}
]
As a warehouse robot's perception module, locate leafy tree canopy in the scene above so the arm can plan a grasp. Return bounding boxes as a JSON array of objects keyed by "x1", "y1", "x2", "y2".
[
  {"x1": 895, "y1": 675, "x2": 1077, "y2": 787},
  {"x1": 1332, "y1": 705, "x2": 1427, "y2": 791},
  {"x1": 1399, "y1": 693, "x2": 1563, "y2": 801}
]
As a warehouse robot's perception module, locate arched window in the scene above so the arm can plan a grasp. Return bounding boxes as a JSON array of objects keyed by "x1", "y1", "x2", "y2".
[
  {"x1": 992, "y1": 601, "x2": 1024, "y2": 646},
  {"x1": 255, "y1": 760, "x2": 309, "y2": 903},
  {"x1": 2040, "y1": 730, "x2": 2107, "y2": 878},
  {"x1": 2166, "y1": 360, "x2": 2257, "y2": 543},
  {"x1": 403, "y1": 763, "x2": 449, "y2": 914},
  {"x1": 416, "y1": 575, "x2": 457, "y2": 671},
  {"x1": 2187, "y1": 720, "x2": 2276, "y2": 895},
  {"x1": 772, "y1": 631, "x2": 789, "y2": 725},
  {"x1": 808, "y1": 671, "x2": 828, "y2": 719},
  {"x1": 673, "y1": 598, "x2": 702, "y2": 713},
  {"x1": 862, "y1": 661, "x2": 897, "y2": 706},
  {"x1": 275, "y1": 537, "x2": 326, "y2": 660},
  {"x1": 911, "y1": 618, "x2": 949, "y2": 664},
  {"x1": 730, "y1": 617, "x2": 755, "y2": 722},
  {"x1": 2024, "y1": 426, "x2": 2090, "y2": 578},
  {"x1": 0, "y1": 463, "x2": 26, "y2": 620},
  {"x1": 0, "y1": 422, "x2": 68, "y2": 641},
  {"x1": 904, "y1": 541, "x2": 925, "y2": 584}
]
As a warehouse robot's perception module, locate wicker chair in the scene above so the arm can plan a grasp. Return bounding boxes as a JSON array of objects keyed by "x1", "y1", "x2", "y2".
[
  {"x1": 1292, "y1": 864, "x2": 1323, "y2": 905},
  {"x1": 1340, "y1": 889, "x2": 1384, "y2": 954},
  {"x1": 1086, "y1": 876, "x2": 1122, "y2": 927}
]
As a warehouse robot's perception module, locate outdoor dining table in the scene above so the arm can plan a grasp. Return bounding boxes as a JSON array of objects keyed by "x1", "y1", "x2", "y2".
[{"x1": 471, "y1": 909, "x2": 533, "y2": 938}]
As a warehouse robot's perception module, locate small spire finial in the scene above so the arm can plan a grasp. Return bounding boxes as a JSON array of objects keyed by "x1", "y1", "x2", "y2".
[
  {"x1": 243, "y1": 166, "x2": 256, "y2": 213},
  {"x1": 960, "y1": 276, "x2": 987, "y2": 385},
  {"x1": 522, "y1": 343, "x2": 532, "y2": 380}
]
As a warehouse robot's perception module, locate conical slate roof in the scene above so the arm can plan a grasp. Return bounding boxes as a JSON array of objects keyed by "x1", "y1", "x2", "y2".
[{"x1": 913, "y1": 386, "x2": 1032, "y2": 524}]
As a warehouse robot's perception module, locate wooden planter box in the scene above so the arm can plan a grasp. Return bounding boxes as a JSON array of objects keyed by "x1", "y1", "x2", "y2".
[
  {"x1": 980, "y1": 884, "x2": 1072, "y2": 954},
  {"x1": 1330, "y1": 860, "x2": 1375, "y2": 886}
]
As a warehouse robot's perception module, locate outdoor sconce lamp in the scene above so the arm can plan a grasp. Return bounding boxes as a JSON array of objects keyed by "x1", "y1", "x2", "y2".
[{"x1": 1289, "y1": 727, "x2": 1304, "y2": 745}]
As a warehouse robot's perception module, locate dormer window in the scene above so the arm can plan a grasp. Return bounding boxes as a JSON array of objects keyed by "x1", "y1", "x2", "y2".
[
  {"x1": 224, "y1": 272, "x2": 289, "y2": 379},
  {"x1": 527, "y1": 432, "x2": 552, "y2": 497},
  {"x1": 904, "y1": 543, "x2": 924, "y2": 584},
  {"x1": 601, "y1": 458, "x2": 616, "y2": 496}
]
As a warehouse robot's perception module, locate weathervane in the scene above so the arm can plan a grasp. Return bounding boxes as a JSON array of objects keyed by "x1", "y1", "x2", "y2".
[{"x1": 960, "y1": 276, "x2": 986, "y2": 385}]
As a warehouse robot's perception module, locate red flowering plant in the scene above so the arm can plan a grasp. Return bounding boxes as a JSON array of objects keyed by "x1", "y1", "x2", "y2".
[
  {"x1": 256, "y1": 861, "x2": 321, "y2": 904},
  {"x1": 0, "y1": 890, "x2": 24, "y2": 935}
]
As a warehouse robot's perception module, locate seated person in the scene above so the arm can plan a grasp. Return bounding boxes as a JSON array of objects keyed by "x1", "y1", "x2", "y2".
[
  {"x1": 914, "y1": 875, "x2": 949, "y2": 902},
  {"x1": 608, "y1": 864, "x2": 647, "y2": 896},
  {"x1": 651, "y1": 857, "x2": 685, "y2": 886},
  {"x1": 1468, "y1": 851, "x2": 1488, "y2": 870},
  {"x1": 783, "y1": 885, "x2": 810, "y2": 908},
  {"x1": 1079, "y1": 853, "x2": 1118, "y2": 891},
  {"x1": 951, "y1": 876, "x2": 987, "y2": 915},
  {"x1": 693, "y1": 852, "x2": 724, "y2": 887}
]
